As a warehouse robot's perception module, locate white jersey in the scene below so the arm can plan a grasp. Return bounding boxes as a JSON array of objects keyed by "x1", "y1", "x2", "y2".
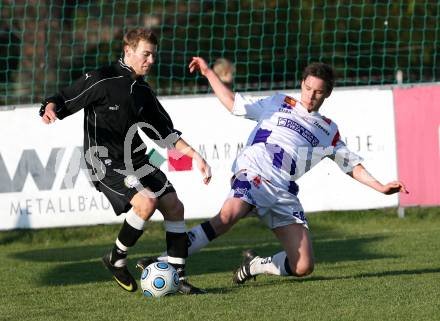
[{"x1": 231, "y1": 93, "x2": 363, "y2": 195}]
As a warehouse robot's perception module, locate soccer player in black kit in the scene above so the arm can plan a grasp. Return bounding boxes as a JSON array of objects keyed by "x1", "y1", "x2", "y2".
[{"x1": 40, "y1": 28, "x2": 211, "y2": 294}]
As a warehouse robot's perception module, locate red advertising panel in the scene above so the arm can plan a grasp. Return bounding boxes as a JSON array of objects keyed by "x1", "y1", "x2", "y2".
[
  {"x1": 167, "y1": 148, "x2": 193, "y2": 171},
  {"x1": 393, "y1": 85, "x2": 440, "y2": 206}
]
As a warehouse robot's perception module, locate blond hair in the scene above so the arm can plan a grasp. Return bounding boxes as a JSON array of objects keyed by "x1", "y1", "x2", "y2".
[{"x1": 123, "y1": 28, "x2": 158, "y2": 50}]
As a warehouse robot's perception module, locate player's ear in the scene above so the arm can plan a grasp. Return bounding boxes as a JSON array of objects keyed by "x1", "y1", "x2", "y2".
[{"x1": 124, "y1": 45, "x2": 132, "y2": 57}]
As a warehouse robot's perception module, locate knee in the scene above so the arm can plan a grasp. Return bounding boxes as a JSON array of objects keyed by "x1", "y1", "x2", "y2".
[
  {"x1": 210, "y1": 214, "x2": 233, "y2": 236},
  {"x1": 292, "y1": 259, "x2": 314, "y2": 277},
  {"x1": 211, "y1": 199, "x2": 250, "y2": 235},
  {"x1": 212, "y1": 209, "x2": 242, "y2": 236},
  {"x1": 217, "y1": 211, "x2": 237, "y2": 228},
  {"x1": 133, "y1": 197, "x2": 158, "y2": 220},
  {"x1": 161, "y1": 198, "x2": 184, "y2": 221},
  {"x1": 169, "y1": 199, "x2": 184, "y2": 219}
]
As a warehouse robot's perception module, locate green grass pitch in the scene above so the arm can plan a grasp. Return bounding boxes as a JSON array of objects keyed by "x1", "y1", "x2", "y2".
[{"x1": 0, "y1": 207, "x2": 439, "y2": 321}]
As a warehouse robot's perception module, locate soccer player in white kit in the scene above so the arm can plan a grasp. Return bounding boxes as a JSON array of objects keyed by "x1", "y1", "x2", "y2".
[{"x1": 139, "y1": 57, "x2": 408, "y2": 285}]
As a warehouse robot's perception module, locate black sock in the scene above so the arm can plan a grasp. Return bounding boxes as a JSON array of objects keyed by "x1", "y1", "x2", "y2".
[
  {"x1": 284, "y1": 257, "x2": 293, "y2": 276},
  {"x1": 166, "y1": 231, "x2": 188, "y2": 277},
  {"x1": 110, "y1": 219, "x2": 143, "y2": 265},
  {"x1": 110, "y1": 245, "x2": 127, "y2": 265},
  {"x1": 201, "y1": 221, "x2": 217, "y2": 241},
  {"x1": 118, "y1": 219, "x2": 143, "y2": 246}
]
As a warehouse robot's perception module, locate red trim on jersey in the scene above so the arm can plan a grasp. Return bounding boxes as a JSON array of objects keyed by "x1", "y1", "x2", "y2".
[
  {"x1": 284, "y1": 96, "x2": 297, "y2": 108},
  {"x1": 331, "y1": 131, "x2": 340, "y2": 146},
  {"x1": 322, "y1": 116, "x2": 332, "y2": 125}
]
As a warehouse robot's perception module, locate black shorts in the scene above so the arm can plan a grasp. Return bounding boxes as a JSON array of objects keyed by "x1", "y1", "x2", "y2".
[{"x1": 93, "y1": 167, "x2": 176, "y2": 215}]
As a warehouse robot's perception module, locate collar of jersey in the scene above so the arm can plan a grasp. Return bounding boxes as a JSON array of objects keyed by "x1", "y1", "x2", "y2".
[
  {"x1": 296, "y1": 101, "x2": 321, "y2": 117},
  {"x1": 117, "y1": 58, "x2": 138, "y2": 79}
]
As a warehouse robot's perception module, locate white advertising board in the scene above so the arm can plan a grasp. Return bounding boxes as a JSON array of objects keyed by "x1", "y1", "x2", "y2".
[
  {"x1": 0, "y1": 88, "x2": 398, "y2": 230},
  {"x1": 0, "y1": 108, "x2": 123, "y2": 230}
]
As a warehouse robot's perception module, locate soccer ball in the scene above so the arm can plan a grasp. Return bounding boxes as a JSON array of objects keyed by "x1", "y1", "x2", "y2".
[{"x1": 140, "y1": 262, "x2": 179, "y2": 297}]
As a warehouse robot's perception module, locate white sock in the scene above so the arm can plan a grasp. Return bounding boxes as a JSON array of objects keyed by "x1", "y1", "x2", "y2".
[
  {"x1": 187, "y1": 224, "x2": 210, "y2": 255},
  {"x1": 126, "y1": 211, "x2": 146, "y2": 230},
  {"x1": 250, "y1": 251, "x2": 290, "y2": 276},
  {"x1": 157, "y1": 224, "x2": 211, "y2": 261}
]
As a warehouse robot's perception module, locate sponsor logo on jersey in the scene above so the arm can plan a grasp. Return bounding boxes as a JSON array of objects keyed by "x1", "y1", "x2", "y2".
[
  {"x1": 278, "y1": 107, "x2": 292, "y2": 114},
  {"x1": 283, "y1": 96, "x2": 297, "y2": 109},
  {"x1": 277, "y1": 117, "x2": 319, "y2": 147},
  {"x1": 109, "y1": 104, "x2": 120, "y2": 111},
  {"x1": 85, "y1": 73, "x2": 91, "y2": 80},
  {"x1": 313, "y1": 121, "x2": 330, "y2": 136}
]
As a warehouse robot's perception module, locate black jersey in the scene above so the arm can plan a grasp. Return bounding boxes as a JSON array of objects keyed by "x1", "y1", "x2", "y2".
[{"x1": 40, "y1": 58, "x2": 181, "y2": 171}]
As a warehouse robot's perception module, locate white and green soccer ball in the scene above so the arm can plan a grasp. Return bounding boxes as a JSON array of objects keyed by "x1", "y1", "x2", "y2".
[{"x1": 140, "y1": 262, "x2": 179, "y2": 297}]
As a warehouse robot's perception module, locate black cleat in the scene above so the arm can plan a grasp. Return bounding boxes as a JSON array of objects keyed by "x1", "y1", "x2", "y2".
[
  {"x1": 102, "y1": 252, "x2": 137, "y2": 292},
  {"x1": 233, "y1": 249, "x2": 258, "y2": 284},
  {"x1": 135, "y1": 256, "x2": 158, "y2": 272},
  {"x1": 178, "y1": 277, "x2": 207, "y2": 295}
]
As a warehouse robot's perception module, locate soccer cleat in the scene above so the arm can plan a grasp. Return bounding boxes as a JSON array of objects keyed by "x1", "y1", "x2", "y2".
[
  {"x1": 178, "y1": 277, "x2": 207, "y2": 295},
  {"x1": 135, "y1": 256, "x2": 158, "y2": 272},
  {"x1": 232, "y1": 249, "x2": 258, "y2": 284},
  {"x1": 102, "y1": 252, "x2": 137, "y2": 292}
]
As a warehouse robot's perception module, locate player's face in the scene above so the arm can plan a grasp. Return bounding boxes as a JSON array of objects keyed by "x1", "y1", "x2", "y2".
[
  {"x1": 124, "y1": 40, "x2": 157, "y2": 76},
  {"x1": 300, "y1": 75, "x2": 330, "y2": 112}
]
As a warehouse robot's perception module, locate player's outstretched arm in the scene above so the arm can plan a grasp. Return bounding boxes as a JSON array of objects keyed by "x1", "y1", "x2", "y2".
[
  {"x1": 41, "y1": 102, "x2": 57, "y2": 124},
  {"x1": 174, "y1": 137, "x2": 212, "y2": 185},
  {"x1": 349, "y1": 164, "x2": 409, "y2": 195},
  {"x1": 189, "y1": 57, "x2": 235, "y2": 112}
]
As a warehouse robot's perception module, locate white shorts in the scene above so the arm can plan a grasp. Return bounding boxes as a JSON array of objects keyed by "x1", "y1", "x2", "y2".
[{"x1": 227, "y1": 171, "x2": 308, "y2": 229}]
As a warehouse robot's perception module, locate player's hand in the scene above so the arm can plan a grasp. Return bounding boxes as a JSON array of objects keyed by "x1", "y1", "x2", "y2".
[
  {"x1": 189, "y1": 57, "x2": 209, "y2": 76},
  {"x1": 380, "y1": 181, "x2": 409, "y2": 195},
  {"x1": 41, "y1": 102, "x2": 57, "y2": 124},
  {"x1": 194, "y1": 154, "x2": 212, "y2": 185}
]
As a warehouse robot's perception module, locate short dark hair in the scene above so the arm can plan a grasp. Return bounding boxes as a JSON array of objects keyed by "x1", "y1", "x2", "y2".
[
  {"x1": 123, "y1": 28, "x2": 158, "y2": 50},
  {"x1": 302, "y1": 62, "x2": 335, "y2": 94}
]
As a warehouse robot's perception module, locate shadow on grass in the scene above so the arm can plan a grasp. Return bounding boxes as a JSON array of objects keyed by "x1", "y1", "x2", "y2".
[
  {"x1": 220, "y1": 266, "x2": 440, "y2": 293},
  {"x1": 10, "y1": 234, "x2": 400, "y2": 289},
  {"x1": 0, "y1": 229, "x2": 39, "y2": 245},
  {"x1": 261, "y1": 266, "x2": 440, "y2": 285}
]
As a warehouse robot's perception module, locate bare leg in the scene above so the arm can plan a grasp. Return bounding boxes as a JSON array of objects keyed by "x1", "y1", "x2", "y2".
[
  {"x1": 271, "y1": 224, "x2": 314, "y2": 276},
  {"x1": 209, "y1": 197, "x2": 254, "y2": 236}
]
